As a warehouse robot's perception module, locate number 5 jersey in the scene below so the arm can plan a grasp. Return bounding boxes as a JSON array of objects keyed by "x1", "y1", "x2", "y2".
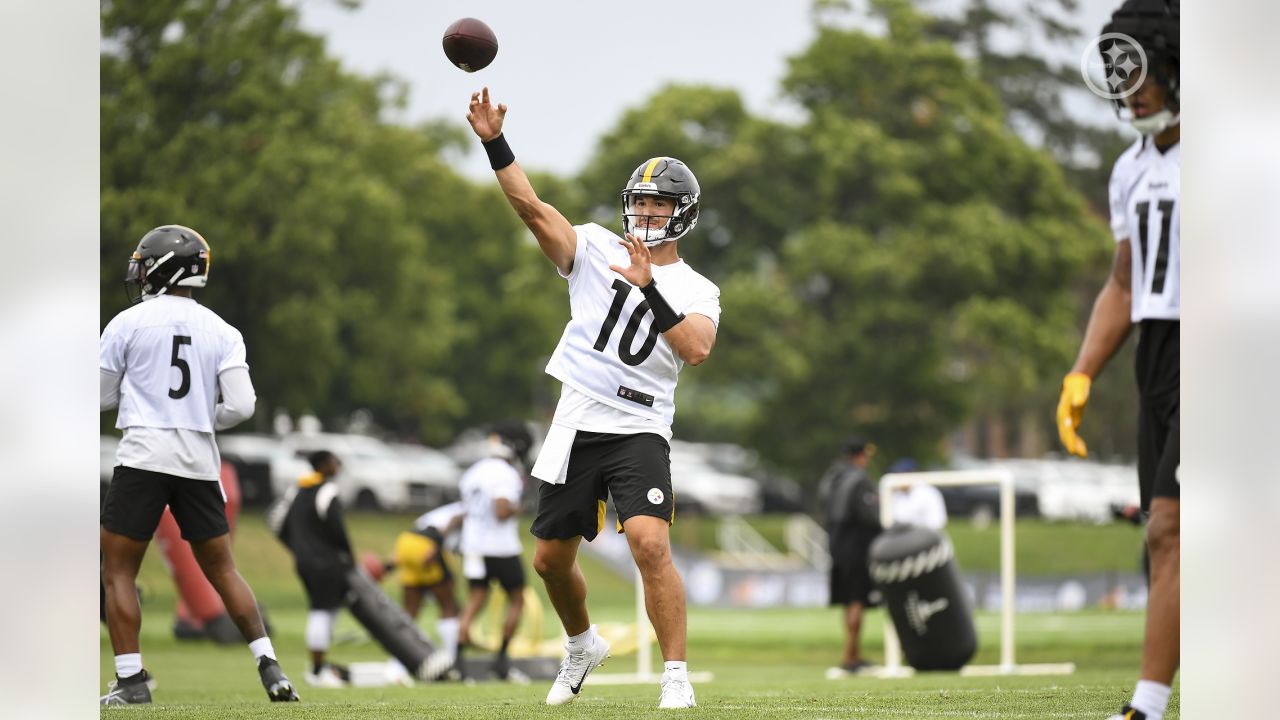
[
  {"x1": 1109, "y1": 137, "x2": 1180, "y2": 321},
  {"x1": 544, "y1": 223, "x2": 721, "y2": 429},
  {"x1": 100, "y1": 295, "x2": 249, "y2": 480}
]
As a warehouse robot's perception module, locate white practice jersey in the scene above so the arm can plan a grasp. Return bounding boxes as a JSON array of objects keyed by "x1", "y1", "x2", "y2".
[
  {"x1": 544, "y1": 223, "x2": 721, "y2": 427},
  {"x1": 100, "y1": 295, "x2": 248, "y2": 479},
  {"x1": 413, "y1": 501, "x2": 464, "y2": 552},
  {"x1": 1109, "y1": 137, "x2": 1180, "y2": 321},
  {"x1": 458, "y1": 458, "x2": 523, "y2": 558},
  {"x1": 891, "y1": 484, "x2": 948, "y2": 531}
]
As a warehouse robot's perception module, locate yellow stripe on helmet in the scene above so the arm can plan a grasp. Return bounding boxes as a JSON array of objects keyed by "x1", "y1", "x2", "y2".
[{"x1": 641, "y1": 157, "x2": 666, "y2": 184}]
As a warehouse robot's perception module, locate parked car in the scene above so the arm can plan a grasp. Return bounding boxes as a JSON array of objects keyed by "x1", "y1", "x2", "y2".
[
  {"x1": 217, "y1": 433, "x2": 310, "y2": 507},
  {"x1": 389, "y1": 442, "x2": 463, "y2": 508},
  {"x1": 944, "y1": 457, "x2": 1141, "y2": 523},
  {"x1": 669, "y1": 443, "x2": 763, "y2": 516},
  {"x1": 277, "y1": 432, "x2": 416, "y2": 511}
]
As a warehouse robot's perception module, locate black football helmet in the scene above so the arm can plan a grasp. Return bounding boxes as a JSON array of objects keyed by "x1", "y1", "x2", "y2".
[
  {"x1": 621, "y1": 157, "x2": 701, "y2": 247},
  {"x1": 487, "y1": 420, "x2": 534, "y2": 470},
  {"x1": 1100, "y1": 0, "x2": 1179, "y2": 134},
  {"x1": 125, "y1": 224, "x2": 211, "y2": 303}
]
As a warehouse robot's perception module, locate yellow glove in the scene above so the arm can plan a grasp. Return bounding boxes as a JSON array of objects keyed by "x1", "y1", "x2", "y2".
[{"x1": 1056, "y1": 372, "x2": 1091, "y2": 458}]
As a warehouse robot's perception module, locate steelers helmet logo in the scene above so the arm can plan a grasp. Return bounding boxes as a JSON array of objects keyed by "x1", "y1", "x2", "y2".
[
  {"x1": 1081, "y1": 32, "x2": 1148, "y2": 101},
  {"x1": 647, "y1": 488, "x2": 665, "y2": 505}
]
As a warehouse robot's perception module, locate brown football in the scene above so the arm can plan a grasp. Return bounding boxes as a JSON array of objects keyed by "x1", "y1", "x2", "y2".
[{"x1": 442, "y1": 17, "x2": 498, "y2": 73}]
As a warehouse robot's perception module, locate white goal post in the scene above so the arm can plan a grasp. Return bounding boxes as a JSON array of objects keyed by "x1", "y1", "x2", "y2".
[{"x1": 874, "y1": 469, "x2": 1074, "y2": 677}]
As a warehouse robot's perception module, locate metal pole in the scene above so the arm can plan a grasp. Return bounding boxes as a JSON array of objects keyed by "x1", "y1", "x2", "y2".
[
  {"x1": 879, "y1": 478, "x2": 902, "y2": 673},
  {"x1": 999, "y1": 470, "x2": 1016, "y2": 671}
]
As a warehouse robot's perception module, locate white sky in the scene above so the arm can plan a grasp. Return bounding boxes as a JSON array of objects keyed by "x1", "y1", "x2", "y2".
[{"x1": 295, "y1": 0, "x2": 1124, "y2": 180}]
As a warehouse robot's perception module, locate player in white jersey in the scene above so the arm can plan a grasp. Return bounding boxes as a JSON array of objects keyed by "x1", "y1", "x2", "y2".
[
  {"x1": 466, "y1": 87, "x2": 718, "y2": 708},
  {"x1": 456, "y1": 422, "x2": 533, "y2": 680},
  {"x1": 1055, "y1": 3, "x2": 1179, "y2": 718},
  {"x1": 99, "y1": 225, "x2": 298, "y2": 704}
]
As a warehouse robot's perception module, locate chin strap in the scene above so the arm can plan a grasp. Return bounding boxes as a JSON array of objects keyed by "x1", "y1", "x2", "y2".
[{"x1": 1131, "y1": 109, "x2": 1179, "y2": 136}]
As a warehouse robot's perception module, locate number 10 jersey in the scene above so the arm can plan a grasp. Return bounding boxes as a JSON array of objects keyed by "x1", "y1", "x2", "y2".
[
  {"x1": 544, "y1": 223, "x2": 721, "y2": 427},
  {"x1": 1109, "y1": 137, "x2": 1180, "y2": 322}
]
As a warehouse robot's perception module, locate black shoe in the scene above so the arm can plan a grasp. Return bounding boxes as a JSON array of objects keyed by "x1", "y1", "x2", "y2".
[
  {"x1": 1107, "y1": 706, "x2": 1147, "y2": 720},
  {"x1": 840, "y1": 660, "x2": 873, "y2": 674},
  {"x1": 101, "y1": 669, "x2": 152, "y2": 705},
  {"x1": 257, "y1": 657, "x2": 300, "y2": 702},
  {"x1": 328, "y1": 663, "x2": 351, "y2": 684},
  {"x1": 491, "y1": 654, "x2": 511, "y2": 680}
]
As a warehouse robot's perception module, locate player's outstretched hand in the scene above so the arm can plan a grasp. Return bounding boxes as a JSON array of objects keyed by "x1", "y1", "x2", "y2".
[
  {"x1": 609, "y1": 233, "x2": 654, "y2": 288},
  {"x1": 466, "y1": 87, "x2": 507, "y2": 142},
  {"x1": 1056, "y1": 372, "x2": 1091, "y2": 458}
]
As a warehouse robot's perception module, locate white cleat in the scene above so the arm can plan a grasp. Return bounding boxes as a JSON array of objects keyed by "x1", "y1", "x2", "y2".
[
  {"x1": 658, "y1": 670, "x2": 697, "y2": 709},
  {"x1": 545, "y1": 633, "x2": 611, "y2": 705}
]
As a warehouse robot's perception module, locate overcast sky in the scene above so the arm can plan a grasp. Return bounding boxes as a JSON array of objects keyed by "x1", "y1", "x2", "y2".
[{"x1": 296, "y1": 0, "x2": 1124, "y2": 180}]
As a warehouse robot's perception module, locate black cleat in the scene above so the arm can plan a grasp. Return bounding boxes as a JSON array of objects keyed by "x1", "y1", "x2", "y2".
[
  {"x1": 101, "y1": 669, "x2": 153, "y2": 705},
  {"x1": 492, "y1": 654, "x2": 511, "y2": 681},
  {"x1": 1106, "y1": 705, "x2": 1148, "y2": 720},
  {"x1": 257, "y1": 657, "x2": 300, "y2": 702}
]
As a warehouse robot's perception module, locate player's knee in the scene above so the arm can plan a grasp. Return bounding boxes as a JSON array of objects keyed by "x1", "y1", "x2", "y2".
[
  {"x1": 1145, "y1": 504, "x2": 1180, "y2": 559},
  {"x1": 532, "y1": 551, "x2": 569, "y2": 580},
  {"x1": 629, "y1": 534, "x2": 671, "y2": 574}
]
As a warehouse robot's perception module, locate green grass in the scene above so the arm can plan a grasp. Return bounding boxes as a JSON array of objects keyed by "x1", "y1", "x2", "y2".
[{"x1": 101, "y1": 511, "x2": 1174, "y2": 718}]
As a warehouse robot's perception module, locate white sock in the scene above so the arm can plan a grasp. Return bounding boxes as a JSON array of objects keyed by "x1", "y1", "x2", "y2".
[
  {"x1": 1131, "y1": 679, "x2": 1171, "y2": 720},
  {"x1": 664, "y1": 661, "x2": 688, "y2": 679},
  {"x1": 565, "y1": 625, "x2": 597, "y2": 651},
  {"x1": 306, "y1": 609, "x2": 338, "y2": 652},
  {"x1": 115, "y1": 653, "x2": 142, "y2": 678},
  {"x1": 437, "y1": 617, "x2": 461, "y2": 657},
  {"x1": 248, "y1": 636, "x2": 277, "y2": 661}
]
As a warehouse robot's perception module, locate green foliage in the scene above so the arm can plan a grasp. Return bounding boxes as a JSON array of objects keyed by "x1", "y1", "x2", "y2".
[
  {"x1": 575, "y1": 3, "x2": 1112, "y2": 481},
  {"x1": 100, "y1": 0, "x2": 1128, "y2": 473},
  {"x1": 101, "y1": 0, "x2": 563, "y2": 442}
]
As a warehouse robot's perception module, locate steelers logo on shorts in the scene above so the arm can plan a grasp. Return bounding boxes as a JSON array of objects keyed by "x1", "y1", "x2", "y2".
[{"x1": 647, "y1": 488, "x2": 665, "y2": 505}]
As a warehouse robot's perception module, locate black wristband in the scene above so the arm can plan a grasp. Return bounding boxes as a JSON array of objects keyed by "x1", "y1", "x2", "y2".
[
  {"x1": 640, "y1": 279, "x2": 686, "y2": 333},
  {"x1": 482, "y1": 133, "x2": 515, "y2": 171}
]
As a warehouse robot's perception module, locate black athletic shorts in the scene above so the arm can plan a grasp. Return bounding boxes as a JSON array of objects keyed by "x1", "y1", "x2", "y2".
[
  {"x1": 530, "y1": 431, "x2": 674, "y2": 542},
  {"x1": 828, "y1": 529, "x2": 880, "y2": 607},
  {"x1": 468, "y1": 555, "x2": 526, "y2": 592},
  {"x1": 1135, "y1": 320, "x2": 1180, "y2": 510},
  {"x1": 298, "y1": 562, "x2": 349, "y2": 610},
  {"x1": 101, "y1": 465, "x2": 229, "y2": 542}
]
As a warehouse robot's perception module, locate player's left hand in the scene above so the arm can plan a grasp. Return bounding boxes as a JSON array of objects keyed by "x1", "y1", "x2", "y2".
[
  {"x1": 1056, "y1": 372, "x2": 1091, "y2": 458},
  {"x1": 609, "y1": 232, "x2": 654, "y2": 288}
]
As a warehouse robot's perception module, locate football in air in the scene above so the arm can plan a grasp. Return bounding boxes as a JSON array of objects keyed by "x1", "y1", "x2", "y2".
[{"x1": 442, "y1": 17, "x2": 498, "y2": 72}]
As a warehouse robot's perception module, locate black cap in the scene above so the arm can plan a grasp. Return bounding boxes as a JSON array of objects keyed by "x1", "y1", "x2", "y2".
[{"x1": 842, "y1": 435, "x2": 874, "y2": 456}]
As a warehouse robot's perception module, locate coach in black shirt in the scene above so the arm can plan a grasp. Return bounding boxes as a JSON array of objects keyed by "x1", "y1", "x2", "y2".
[{"x1": 816, "y1": 436, "x2": 882, "y2": 674}]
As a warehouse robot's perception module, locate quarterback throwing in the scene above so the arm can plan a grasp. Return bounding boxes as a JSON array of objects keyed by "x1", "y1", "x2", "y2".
[{"x1": 466, "y1": 86, "x2": 718, "y2": 709}]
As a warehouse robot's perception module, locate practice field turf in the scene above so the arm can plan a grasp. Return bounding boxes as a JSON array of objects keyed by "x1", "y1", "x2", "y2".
[{"x1": 99, "y1": 512, "x2": 1177, "y2": 718}]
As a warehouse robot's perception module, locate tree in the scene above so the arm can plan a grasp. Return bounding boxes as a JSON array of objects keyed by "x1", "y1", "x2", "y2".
[
  {"x1": 574, "y1": 0, "x2": 1112, "y2": 482},
  {"x1": 101, "y1": 0, "x2": 563, "y2": 443}
]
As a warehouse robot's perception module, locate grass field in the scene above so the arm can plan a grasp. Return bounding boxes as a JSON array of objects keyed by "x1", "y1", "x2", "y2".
[{"x1": 99, "y1": 512, "x2": 1176, "y2": 718}]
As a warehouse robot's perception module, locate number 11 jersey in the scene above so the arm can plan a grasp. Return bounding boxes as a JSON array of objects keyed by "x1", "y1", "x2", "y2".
[
  {"x1": 1109, "y1": 137, "x2": 1180, "y2": 321},
  {"x1": 544, "y1": 223, "x2": 721, "y2": 427}
]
